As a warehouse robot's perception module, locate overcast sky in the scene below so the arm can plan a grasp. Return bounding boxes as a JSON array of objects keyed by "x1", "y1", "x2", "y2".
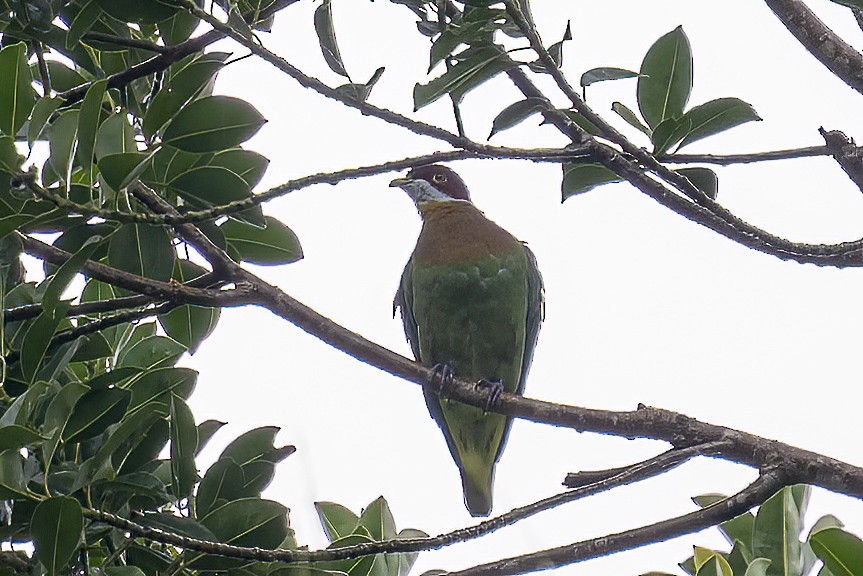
[{"x1": 177, "y1": 1, "x2": 863, "y2": 574}]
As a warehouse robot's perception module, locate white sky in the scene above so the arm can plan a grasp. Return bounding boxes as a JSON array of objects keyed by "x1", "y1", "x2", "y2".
[{"x1": 174, "y1": 0, "x2": 863, "y2": 574}]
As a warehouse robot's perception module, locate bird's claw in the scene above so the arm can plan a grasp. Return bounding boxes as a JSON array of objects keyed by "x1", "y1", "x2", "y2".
[
  {"x1": 475, "y1": 378, "x2": 504, "y2": 412},
  {"x1": 427, "y1": 363, "x2": 455, "y2": 400}
]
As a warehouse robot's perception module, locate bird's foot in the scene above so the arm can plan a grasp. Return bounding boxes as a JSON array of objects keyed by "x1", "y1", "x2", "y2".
[
  {"x1": 427, "y1": 363, "x2": 455, "y2": 399},
  {"x1": 475, "y1": 378, "x2": 504, "y2": 412}
]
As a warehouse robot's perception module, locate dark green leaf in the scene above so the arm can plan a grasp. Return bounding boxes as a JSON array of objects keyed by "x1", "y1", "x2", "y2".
[
  {"x1": 196, "y1": 458, "x2": 245, "y2": 518},
  {"x1": 580, "y1": 67, "x2": 639, "y2": 88},
  {"x1": 169, "y1": 394, "x2": 198, "y2": 499},
  {"x1": 526, "y1": 21, "x2": 572, "y2": 73},
  {"x1": 219, "y1": 426, "x2": 294, "y2": 466},
  {"x1": 0, "y1": 42, "x2": 36, "y2": 137},
  {"x1": 158, "y1": 1, "x2": 201, "y2": 45},
  {"x1": 314, "y1": 0, "x2": 349, "y2": 77},
  {"x1": 142, "y1": 52, "x2": 230, "y2": 138},
  {"x1": 199, "y1": 498, "x2": 289, "y2": 548},
  {"x1": 158, "y1": 260, "x2": 219, "y2": 353},
  {"x1": 168, "y1": 166, "x2": 252, "y2": 209},
  {"x1": 63, "y1": 387, "x2": 131, "y2": 442},
  {"x1": 207, "y1": 149, "x2": 269, "y2": 189},
  {"x1": 128, "y1": 367, "x2": 197, "y2": 412},
  {"x1": 676, "y1": 97, "x2": 762, "y2": 150},
  {"x1": 0, "y1": 425, "x2": 44, "y2": 451},
  {"x1": 98, "y1": 151, "x2": 154, "y2": 191},
  {"x1": 611, "y1": 101, "x2": 651, "y2": 136},
  {"x1": 0, "y1": 136, "x2": 21, "y2": 173},
  {"x1": 42, "y1": 382, "x2": 88, "y2": 465},
  {"x1": 0, "y1": 449, "x2": 27, "y2": 498},
  {"x1": 488, "y1": 98, "x2": 546, "y2": 139},
  {"x1": 93, "y1": 0, "x2": 180, "y2": 23},
  {"x1": 561, "y1": 163, "x2": 622, "y2": 200},
  {"x1": 676, "y1": 167, "x2": 718, "y2": 200},
  {"x1": 414, "y1": 46, "x2": 513, "y2": 110},
  {"x1": 66, "y1": 0, "x2": 103, "y2": 50},
  {"x1": 31, "y1": 497, "x2": 83, "y2": 576},
  {"x1": 195, "y1": 419, "x2": 226, "y2": 455},
  {"x1": 637, "y1": 26, "x2": 692, "y2": 129},
  {"x1": 108, "y1": 223, "x2": 175, "y2": 283},
  {"x1": 19, "y1": 302, "x2": 68, "y2": 384},
  {"x1": 118, "y1": 335, "x2": 186, "y2": 370},
  {"x1": 220, "y1": 216, "x2": 303, "y2": 265},
  {"x1": 651, "y1": 116, "x2": 691, "y2": 155},
  {"x1": 76, "y1": 79, "x2": 108, "y2": 172},
  {"x1": 827, "y1": 0, "x2": 863, "y2": 8},
  {"x1": 162, "y1": 96, "x2": 266, "y2": 153},
  {"x1": 42, "y1": 235, "x2": 104, "y2": 316}
]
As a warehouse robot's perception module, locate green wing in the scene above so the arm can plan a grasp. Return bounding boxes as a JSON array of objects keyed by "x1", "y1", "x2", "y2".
[
  {"x1": 394, "y1": 257, "x2": 420, "y2": 360},
  {"x1": 517, "y1": 243, "x2": 545, "y2": 396}
]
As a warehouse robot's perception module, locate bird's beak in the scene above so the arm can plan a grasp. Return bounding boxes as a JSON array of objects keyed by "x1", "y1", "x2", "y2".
[{"x1": 389, "y1": 177, "x2": 412, "y2": 188}]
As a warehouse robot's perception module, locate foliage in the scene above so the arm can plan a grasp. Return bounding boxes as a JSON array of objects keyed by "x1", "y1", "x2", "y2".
[{"x1": 648, "y1": 486, "x2": 863, "y2": 576}]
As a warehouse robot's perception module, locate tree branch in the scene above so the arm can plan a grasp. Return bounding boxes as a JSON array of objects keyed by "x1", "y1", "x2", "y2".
[
  {"x1": 447, "y1": 473, "x2": 785, "y2": 576},
  {"x1": 763, "y1": 0, "x2": 863, "y2": 95},
  {"x1": 660, "y1": 145, "x2": 830, "y2": 165}
]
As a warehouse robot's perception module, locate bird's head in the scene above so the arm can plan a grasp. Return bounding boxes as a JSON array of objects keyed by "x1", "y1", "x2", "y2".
[{"x1": 389, "y1": 164, "x2": 470, "y2": 207}]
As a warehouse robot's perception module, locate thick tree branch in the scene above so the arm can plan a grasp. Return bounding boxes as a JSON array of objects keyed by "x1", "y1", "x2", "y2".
[
  {"x1": 820, "y1": 128, "x2": 863, "y2": 192},
  {"x1": 763, "y1": 0, "x2": 863, "y2": 95}
]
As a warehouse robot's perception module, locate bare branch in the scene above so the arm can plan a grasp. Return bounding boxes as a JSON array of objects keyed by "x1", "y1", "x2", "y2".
[
  {"x1": 660, "y1": 145, "x2": 830, "y2": 165},
  {"x1": 820, "y1": 128, "x2": 863, "y2": 192},
  {"x1": 764, "y1": 0, "x2": 863, "y2": 95}
]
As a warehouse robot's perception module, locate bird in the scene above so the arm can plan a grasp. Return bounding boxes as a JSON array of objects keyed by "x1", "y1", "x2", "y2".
[{"x1": 391, "y1": 164, "x2": 544, "y2": 516}]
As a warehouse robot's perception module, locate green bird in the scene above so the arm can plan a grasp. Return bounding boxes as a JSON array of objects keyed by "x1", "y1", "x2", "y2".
[{"x1": 391, "y1": 165, "x2": 544, "y2": 517}]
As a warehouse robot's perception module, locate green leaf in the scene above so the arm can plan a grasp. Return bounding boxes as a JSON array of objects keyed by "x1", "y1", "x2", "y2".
[
  {"x1": 196, "y1": 458, "x2": 245, "y2": 518},
  {"x1": 0, "y1": 136, "x2": 21, "y2": 173},
  {"x1": 48, "y1": 110, "x2": 80, "y2": 182},
  {"x1": 93, "y1": 0, "x2": 180, "y2": 23},
  {"x1": 105, "y1": 567, "x2": 148, "y2": 576},
  {"x1": 63, "y1": 387, "x2": 132, "y2": 443},
  {"x1": 118, "y1": 335, "x2": 187, "y2": 370},
  {"x1": 66, "y1": 0, "x2": 103, "y2": 50},
  {"x1": 142, "y1": 52, "x2": 230, "y2": 138},
  {"x1": 744, "y1": 559, "x2": 772, "y2": 576},
  {"x1": 98, "y1": 151, "x2": 155, "y2": 191},
  {"x1": 28, "y1": 96, "x2": 62, "y2": 147},
  {"x1": 396, "y1": 528, "x2": 428, "y2": 576},
  {"x1": 728, "y1": 541, "x2": 752, "y2": 575},
  {"x1": 676, "y1": 97, "x2": 762, "y2": 150},
  {"x1": 220, "y1": 426, "x2": 295, "y2": 466},
  {"x1": 488, "y1": 98, "x2": 546, "y2": 139},
  {"x1": 207, "y1": 149, "x2": 269, "y2": 189},
  {"x1": 753, "y1": 487, "x2": 801, "y2": 576},
  {"x1": 168, "y1": 166, "x2": 252, "y2": 209},
  {"x1": 220, "y1": 216, "x2": 303, "y2": 265},
  {"x1": 637, "y1": 26, "x2": 692, "y2": 129},
  {"x1": 42, "y1": 234, "x2": 104, "y2": 316},
  {"x1": 95, "y1": 113, "x2": 138, "y2": 161},
  {"x1": 561, "y1": 163, "x2": 622, "y2": 200},
  {"x1": 677, "y1": 167, "x2": 718, "y2": 200},
  {"x1": 695, "y1": 556, "x2": 733, "y2": 576},
  {"x1": 358, "y1": 496, "x2": 397, "y2": 542},
  {"x1": 414, "y1": 46, "x2": 513, "y2": 110},
  {"x1": 651, "y1": 117, "x2": 692, "y2": 155},
  {"x1": 158, "y1": 1, "x2": 201, "y2": 45},
  {"x1": 580, "y1": 67, "x2": 639, "y2": 88},
  {"x1": 611, "y1": 101, "x2": 651, "y2": 136},
  {"x1": 158, "y1": 260, "x2": 219, "y2": 353},
  {"x1": 76, "y1": 79, "x2": 108, "y2": 172},
  {"x1": 199, "y1": 498, "x2": 289, "y2": 548},
  {"x1": 0, "y1": 43, "x2": 36, "y2": 137},
  {"x1": 128, "y1": 367, "x2": 198, "y2": 412},
  {"x1": 169, "y1": 394, "x2": 198, "y2": 499},
  {"x1": 693, "y1": 495, "x2": 756, "y2": 550},
  {"x1": 162, "y1": 96, "x2": 267, "y2": 153},
  {"x1": 19, "y1": 302, "x2": 69, "y2": 384},
  {"x1": 31, "y1": 497, "x2": 83, "y2": 576},
  {"x1": 108, "y1": 223, "x2": 175, "y2": 283},
  {"x1": 42, "y1": 382, "x2": 89, "y2": 466},
  {"x1": 810, "y1": 527, "x2": 863, "y2": 576},
  {"x1": 314, "y1": 0, "x2": 349, "y2": 77},
  {"x1": 0, "y1": 425, "x2": 44, "y2": 451},
  {"x1": 195, "y1": 419, "x2": 226, "y2": 455},
  {"x1": 316, "y1": 502, "x2": 360, "y2": 542},
  {"x1": 0, "y1": 449, "x2": 28, "y2": 498},
  {"x1": 827, "y1": 0, "x2": 863, "y2": 8},
  {"x1": 526, "y1": 21, "x2": 572, "y2": 73}
]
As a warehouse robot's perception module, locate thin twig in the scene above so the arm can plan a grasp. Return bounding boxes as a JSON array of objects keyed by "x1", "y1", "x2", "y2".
[
  {"x1": 660, "y1": 145, "x2": 830, "y2": 165},
  {"x1": 81, "y1": 32, "x2": 172, "y2": 54}
]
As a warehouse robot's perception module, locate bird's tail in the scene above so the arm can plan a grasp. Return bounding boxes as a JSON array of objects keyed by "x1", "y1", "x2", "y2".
[{"x1": 459, "y1": 453, "x2": 495, "y2": 517}]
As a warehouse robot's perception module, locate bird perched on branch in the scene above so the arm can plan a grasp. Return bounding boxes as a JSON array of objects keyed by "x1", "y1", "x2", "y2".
[{"x1": 391, "y1": 164, "x2": 544, "y2": 517}]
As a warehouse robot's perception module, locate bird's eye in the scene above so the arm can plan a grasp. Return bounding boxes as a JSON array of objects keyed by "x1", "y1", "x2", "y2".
[{"x1": 432, "y1": 173, "x2": 447, "y2": 184}]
